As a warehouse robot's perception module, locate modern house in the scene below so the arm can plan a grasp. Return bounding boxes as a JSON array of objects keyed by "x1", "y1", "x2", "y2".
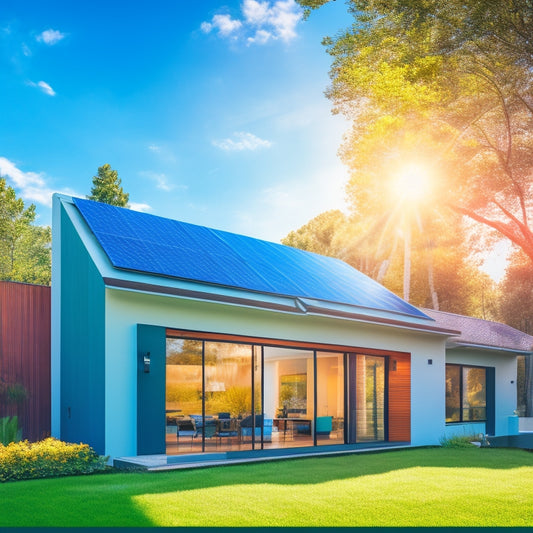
[{"x1": 51, "y1": 194, "x2": 532, "y2": 465}]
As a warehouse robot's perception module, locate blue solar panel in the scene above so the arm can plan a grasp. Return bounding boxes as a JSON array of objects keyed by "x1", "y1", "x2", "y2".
[{"x1": 73, "y1": 197, "x2": 428, "y2": 318}]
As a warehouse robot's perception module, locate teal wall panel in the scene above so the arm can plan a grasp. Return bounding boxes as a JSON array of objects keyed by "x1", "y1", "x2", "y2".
[
  {"x1": 60, "y1": 205, "x2": 106, "y2": 454},
  {"x1": 137, "y1": 324, "x2": 166, "y2": 455}
]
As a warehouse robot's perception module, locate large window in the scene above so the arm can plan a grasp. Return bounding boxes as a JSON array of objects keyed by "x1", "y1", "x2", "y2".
[
  {"x1": 164, "y1": 331, "x2": 408, "y2": 455},
  {"x1": 446, "y1": 364, "x2": 487, "y2": 423}
]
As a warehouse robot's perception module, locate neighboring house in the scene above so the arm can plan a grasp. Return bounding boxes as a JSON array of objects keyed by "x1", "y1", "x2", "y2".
[{"x1": 51, "y1": 194, "x2": 531, "y2": 464}]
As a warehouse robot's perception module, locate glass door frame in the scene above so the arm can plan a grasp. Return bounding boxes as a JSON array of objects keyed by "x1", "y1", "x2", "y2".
[{"x1": 346, "y1": 353, "x2": 389, "y2": 444}]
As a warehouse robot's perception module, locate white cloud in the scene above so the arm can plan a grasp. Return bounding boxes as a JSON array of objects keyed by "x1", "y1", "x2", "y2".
[
  {"x1": 139, "y1": 170, "x2": 183, "y2": 192},
  {"x1": 201, "y1": 0, "x2": 302, "y2": 45},
  {"x1": 201, "y1": 14, "x2": 242, "y2": 37},
  {"x1": 213, "y1": 131, "x2": 272, "y2": 151},
  {"x1": 36, "y1": 29, "x2": 65, "y2": 45},
  {"x1": 247, "y1": 29, "x2": 272, "y2": 45},
  {"x1": 267, "y1": 0, "x2": 302, "y2": 42},
  {"x1": 22, "y1": 43, "x2": 31, "y2": 56},
  {"x1": 27, "y1": 80, "x2": 56, "y2": 96},
  {"x1": 129, "y1": 202, "x2": 151, "y2": 213},
  {"x1": 243, "y1": 0, "x2": 270, "y2": 24},
  {"x1": 0, "y1": 157, "x2": 79, "y2": 207}
]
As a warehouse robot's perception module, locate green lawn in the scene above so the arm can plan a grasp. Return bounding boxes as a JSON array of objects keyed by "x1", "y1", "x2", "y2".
[{"x1": 0, "y1": 447, "x2": 532, "y2": 527}]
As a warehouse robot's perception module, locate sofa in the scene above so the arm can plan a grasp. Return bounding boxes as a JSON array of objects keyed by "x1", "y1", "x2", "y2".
[{"x1": 240, "y1": 414, "x2": 273, "y2": 442}]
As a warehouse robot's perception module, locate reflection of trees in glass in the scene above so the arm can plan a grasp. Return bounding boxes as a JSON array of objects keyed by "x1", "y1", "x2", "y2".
[
  {"x1": 166, "y1": 384, "x2": 199, "y2": 404},
  {"x1": 446, "y1": 365, "x2": 486, "y2": 422},
  {"x1": 365, "y1": 358, "x2": 384, "y2": 440},
  {"x1": 464, "y1": 367, "x2": 486, "y2": 409},
  {"x1": 207, "y1": 386, "x2": 255, "y2": 418},
  {"x1": 445, "y1": 365, "x2": 461, "y2": 422},
  {"x1": 280, "y1": 374, "x2": 307, "y2": 412},
  {"x1": 166, "y1": 339, "x2": 203, "y2": 364}
]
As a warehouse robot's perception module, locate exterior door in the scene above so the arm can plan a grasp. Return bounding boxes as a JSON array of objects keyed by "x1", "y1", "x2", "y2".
[{"x1": 348, "y1": 354, "x2": 387, "y2": 444}]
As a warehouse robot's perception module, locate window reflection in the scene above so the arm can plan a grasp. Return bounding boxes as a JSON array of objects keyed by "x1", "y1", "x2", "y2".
[
  {"x1": 165, "y1": 336, "x2": 400, "y2": 455},
  {"x1": 445, "y1": 364, "x2": 487, "y2": 423},
  {"x1": 355, "y1": 355, "x2": 385, "y2": 443}
]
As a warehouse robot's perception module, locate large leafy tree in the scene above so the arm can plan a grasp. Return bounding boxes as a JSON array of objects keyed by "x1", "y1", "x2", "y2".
[
  {"x1": 0, "y1": 178, "x2": 51, "y2": 285},
  {"x1": 499, "y1": 249, "x2": 533, "y2": 415},
  {"x1": 297, "y1": 0, "x2": 533, "y2": 265},
  {"x1": 88, "y1": 164, "x2": 129, "y2": 207},
  {"x1": 284, "y1": 208, "x2": 496, "y2": 317}
]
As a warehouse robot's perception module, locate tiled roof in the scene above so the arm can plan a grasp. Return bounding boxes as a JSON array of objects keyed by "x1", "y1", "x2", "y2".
[
  {"x1": 73, "y1": 197, "x2": 430, "y2": 320},
  {"x1": 422, "y1": 308, "x2": 533, "y2": 353}
]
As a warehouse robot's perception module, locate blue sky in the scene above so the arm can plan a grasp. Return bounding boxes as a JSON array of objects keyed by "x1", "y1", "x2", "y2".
[{"x1": 0, "y1": 0, "x2": 352, "y2": 243}]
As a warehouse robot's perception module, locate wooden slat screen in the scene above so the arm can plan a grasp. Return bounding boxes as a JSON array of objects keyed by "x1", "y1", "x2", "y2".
[
  {"x1": 388, "y1": 353, "x2": 411, "y2": 442},
  {"x1": 0, "y1": 281, "x2": 51, "y2": 441}
]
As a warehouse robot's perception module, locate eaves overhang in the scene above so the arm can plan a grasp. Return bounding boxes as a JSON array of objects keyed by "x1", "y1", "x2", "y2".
[
  {"x1": 103, "y1": 276, "x2": 458, "y2": 337},
  {"x1": 446, "y1": 341, "x2": 533, "y2": 356}
]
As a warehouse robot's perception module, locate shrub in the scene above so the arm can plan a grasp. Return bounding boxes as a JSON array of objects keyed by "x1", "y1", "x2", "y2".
[
  {"x1": 0, "y1": 416, "x2": 22, "y2": 445},
  {"x1": 0, "y1": 438, "x2": 108, "y2": 482},
  {"x1": 439, "y1": 434, "x2": 481, "y2": 448}
]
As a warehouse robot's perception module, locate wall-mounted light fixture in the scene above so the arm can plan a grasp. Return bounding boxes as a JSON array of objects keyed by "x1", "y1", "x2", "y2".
[
  {"x1": 144, "y1": 352, "x2": 151, "y2": 373},
  {"x1": 391, "y1": 360, "x2": 397, "y2": 371},
  {"x1": 428, "y1": 359, "x2": 433, "y2": 365}
]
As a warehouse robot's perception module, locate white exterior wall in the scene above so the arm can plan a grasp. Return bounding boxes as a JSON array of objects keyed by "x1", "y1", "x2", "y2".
[
  {"x1": 104, "y1": 287, "x2": 448, "y2": 459},
  {"x1": 445, "y1": 348, "x2": 517, "y2": 438}
]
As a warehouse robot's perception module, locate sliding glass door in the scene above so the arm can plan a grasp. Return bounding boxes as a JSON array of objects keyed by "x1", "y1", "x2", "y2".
[
  {"x1": 165, "y1": 334, "x2": 399, "y2": 455},
  {"x1": 348, "y1": 354, "x2": 386, "y2": 443}
]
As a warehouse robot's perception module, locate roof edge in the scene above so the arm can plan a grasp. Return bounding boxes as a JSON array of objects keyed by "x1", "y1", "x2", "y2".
[
  {"x1": 447, "y1": 341, "x2": 533, "y2": 356},
  {"x1": 103, "y1": 277, "x2": 458, "y2": 336}
]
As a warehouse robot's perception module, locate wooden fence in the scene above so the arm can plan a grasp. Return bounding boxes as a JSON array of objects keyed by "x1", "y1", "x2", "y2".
[{"x1": 0, "y1": 281, "x2": 51, "y2": 441}]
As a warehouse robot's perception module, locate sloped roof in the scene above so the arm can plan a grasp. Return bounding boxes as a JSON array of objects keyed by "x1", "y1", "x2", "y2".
[
  {"x1": 422, "y1": 308, "x2": 533, "y2": 354},
  {"x1": 72, "y1": 197, "x2": 430, "y2": 320}
]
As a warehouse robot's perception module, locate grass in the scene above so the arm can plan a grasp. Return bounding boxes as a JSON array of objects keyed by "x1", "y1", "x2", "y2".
[{"x1": 0, "y1": 447, "x2": 532, "y2": 527}]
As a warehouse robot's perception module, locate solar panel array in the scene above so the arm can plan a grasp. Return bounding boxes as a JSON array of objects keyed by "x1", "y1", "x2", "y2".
[{"x1": 73, "y1": 197, "x2": 427, "y2": 318}]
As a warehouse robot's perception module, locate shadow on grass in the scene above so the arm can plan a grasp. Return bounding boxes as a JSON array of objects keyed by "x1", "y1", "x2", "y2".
[{"x1": 1, "y1": 446, "x2": 531, "y2": 527}]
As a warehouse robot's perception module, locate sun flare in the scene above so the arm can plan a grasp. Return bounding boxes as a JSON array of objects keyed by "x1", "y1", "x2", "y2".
[{"x1": 392, "y1": 163, "x2": 431, "y2": 204}]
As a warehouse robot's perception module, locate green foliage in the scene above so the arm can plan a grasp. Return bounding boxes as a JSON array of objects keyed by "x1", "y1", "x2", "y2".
[
  {"x1": 0, "y1": 178, "x2": 50, "y2": 285},
  {"x1": 0, "y1": 381, "x2": 28, "y2": 405},
  {"x1": 302, "y1": 0, "x2": 533, "y2": 268},
  {"x1": 88, "y1": 164, "x2": 129, "y2": 207},
  {"x1": 282, "y1": 209, "x2": 350, "y2": 258},
  {"x1": 499, "y1": 249, "x2": 533, "y2": 332},
  {"x1": 439, "y1": 434, "x2": 482, "y2": 448},
  {"x1": 0, "y1": 438, "x2": 108, "y2": 482},
  {"x1": 0, "y1": 417, "x2": 22, "y2": 446}
]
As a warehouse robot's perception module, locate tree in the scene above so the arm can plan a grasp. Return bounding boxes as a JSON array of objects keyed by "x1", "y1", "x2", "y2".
[
  {"x1": 0, "y1": 178, "x2": 51, "y2": 285},
  {"x1": 282, "y1": 210, "x2": 350, "y2": 257},
  {"x1": 283, "y1": 207, "x2": 494, "y2": 317},
  {"x1": 88, "y1": 164, "x2": 129, "y2": 207},
  {"x1": 498, "y1": 249, "x2": 533, "y2": 416},
  {"x1": 297, "y1": 0, "x2": 533, "y2": 266}
]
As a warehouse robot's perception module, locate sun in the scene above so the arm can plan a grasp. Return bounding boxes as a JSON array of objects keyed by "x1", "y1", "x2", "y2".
[{"x1": 392, "y1": 163, "x2": 431, "y2": 204}]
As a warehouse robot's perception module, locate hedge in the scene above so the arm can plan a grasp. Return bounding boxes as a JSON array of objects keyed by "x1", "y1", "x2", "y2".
[{"x1": 0, "y1": 438, "x2": 108, "y2": 482}]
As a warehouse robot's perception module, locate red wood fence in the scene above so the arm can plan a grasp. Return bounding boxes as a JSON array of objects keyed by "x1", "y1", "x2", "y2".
[{"x1": 0, "y1": 281, "x2": 51, "y2": 441}]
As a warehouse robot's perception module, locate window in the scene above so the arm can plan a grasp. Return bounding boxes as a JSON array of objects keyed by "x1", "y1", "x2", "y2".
[{"x1": 446, "y1": 364, "x2": 487, "y2": 423}]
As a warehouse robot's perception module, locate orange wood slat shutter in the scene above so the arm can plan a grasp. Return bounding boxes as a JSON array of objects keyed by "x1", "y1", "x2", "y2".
[{"x1": 388, "y1": 354, "x2": 411, "y2": 442}]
